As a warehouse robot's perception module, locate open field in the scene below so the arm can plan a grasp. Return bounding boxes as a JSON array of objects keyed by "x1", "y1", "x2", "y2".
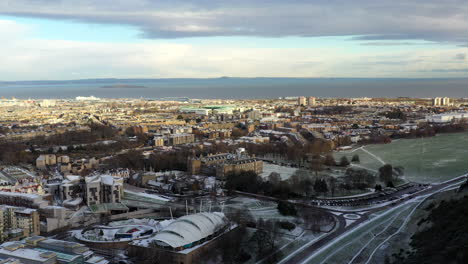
[
  {"x1": 261, "y1": 163, "x2": 298, "y2": 180},
  {"x1": 225, "y1": 197, "x2": 297, "y2": 222},
  {"x1": 335, "y1": 132, "x2": 468, "y2": 183}
]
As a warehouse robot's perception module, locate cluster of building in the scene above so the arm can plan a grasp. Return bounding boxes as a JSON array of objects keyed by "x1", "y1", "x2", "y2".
[
  {"x1": 297, "y1": 96, "x2": 316, "y2": 106},
  {"x1": 129, "y1": 212, "x2": 233, "y2": 264},
  {"x1": 0, "y1": 206, "x2": 40, "y2": 242},
  {"x1": 0, "y1": 125, "x2": 90, "y2": 143},
  {"x1": 0, "y1": 236, "x2": 108, "y2": 264},
  {"x1": 0, "y1": 178, "x2": 44, "y2": 196},
  {"x1": 54, "y1": 175, "x2": 124, "y2": 209},
  {"x1": 133, "y1": 171, "x2": 219, "y2": 196},
  {"x1": 425, "y1": 112, "x2": 467, "y2": 123},
  {"x1": 0, "y1": 191, "x2": 67, "y2": 236},
  {"x1": 188, "y1": 148, "x2": 263, "y2": 179},
  {"x1": 36, "y1": 154, "x2": 99, "y2": 175},
  {"x1": 0, "y1": 95, "x2": 467, "y2": 263},
  {"x1": 432, "y1": 97, "x2": 451, "y2": 106},
  {"x1": 153, "y1": 133, "x2": 195, "y2": 147}
]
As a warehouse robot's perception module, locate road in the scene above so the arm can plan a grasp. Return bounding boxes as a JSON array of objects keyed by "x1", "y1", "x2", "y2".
[
  {"x1": 279, "y1": 174, "x2": 467, "y2": 264},
  {"x1": 124, "y1": 174, "x2": 466, "y2": 264}
]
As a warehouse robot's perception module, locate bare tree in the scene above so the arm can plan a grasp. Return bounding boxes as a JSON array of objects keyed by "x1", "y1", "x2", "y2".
[{"x1": 268, "y1": 172, "x2": 281, "y2": 186}]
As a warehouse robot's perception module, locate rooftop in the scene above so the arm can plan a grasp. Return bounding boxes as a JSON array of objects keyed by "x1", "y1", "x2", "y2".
[
  {"x1": 0, "y1": 242, "x2": 56, "y2": 262},
  {"x1": 149, "y1": 212, "x2": 227, "y2": 249}
]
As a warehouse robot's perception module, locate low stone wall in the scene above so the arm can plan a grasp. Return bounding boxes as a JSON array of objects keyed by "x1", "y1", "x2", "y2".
[{"x1": 74, "y1": 237, "x2": 131, "y2": 249}]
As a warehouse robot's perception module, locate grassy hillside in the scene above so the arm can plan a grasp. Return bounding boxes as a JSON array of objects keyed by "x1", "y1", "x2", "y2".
[{"x1": 391, "y1": 189, "x2": 468, "y2": 263}]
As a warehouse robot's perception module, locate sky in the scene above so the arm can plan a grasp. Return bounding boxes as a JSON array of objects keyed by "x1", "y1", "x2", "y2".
[{"x1": 0, "y1": 0, "x2": 468, "y2": 81}]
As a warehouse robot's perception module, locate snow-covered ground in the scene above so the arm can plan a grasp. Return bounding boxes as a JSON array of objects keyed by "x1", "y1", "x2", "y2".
[
  {"x1": 335, "y1": 133, "x2": 468, "y2": 184},
  {"x1": 226, "y1": 197, "x2": 297, "y2": 222},
  {"x1": 124, "y1": 190, "x2": 171, "y2": 202},
  {"x1": 261, "y1": 164, "x2": 298, "y2": 180}
]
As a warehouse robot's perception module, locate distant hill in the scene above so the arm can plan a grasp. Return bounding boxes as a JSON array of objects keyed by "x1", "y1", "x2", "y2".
[
  {"x1": 1, "y1": 77, "x2": 467, "y2": 99},
  {"x1": 1, "y1": 77, "x2": 468, "y2": 85},
  {"x1": 100, "y1": 84, "x2": 147, "y2": 89}
]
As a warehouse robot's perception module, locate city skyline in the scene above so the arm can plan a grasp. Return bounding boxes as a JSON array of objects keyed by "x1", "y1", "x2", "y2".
[{"x1": 1, "y1": 0, "x2": 468, "y2": 81}]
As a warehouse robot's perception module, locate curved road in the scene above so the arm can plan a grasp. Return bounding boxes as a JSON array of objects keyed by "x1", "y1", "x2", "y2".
[{"x1": 280, "y1": 174, "x2": 467, "y2": 264}]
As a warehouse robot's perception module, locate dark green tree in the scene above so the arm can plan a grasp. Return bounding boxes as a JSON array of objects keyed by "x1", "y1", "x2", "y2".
[
  {"x1": 277, "y1": 201, "x2": 297, "y2": 216},
  {"x1": 375, "y1": 184, "x2": 383, "y2": 192},
  {"x1": 379, "y1": 164, "x2": 394, "y2": 183},
  {"x1": 340, "y1": 156, "x2": 350, "y2": 167},
  {"x1": 314, "y1": 179, "x2": 328, "y2": 195},
  {"x1": 351, "y1": 154, "x2": 360, "y2": 163},
  {"x1": 324, "y1": 154, "x2": 336, "y2": 166}
]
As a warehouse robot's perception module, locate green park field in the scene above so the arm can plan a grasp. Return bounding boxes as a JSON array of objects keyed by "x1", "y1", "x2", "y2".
[{"x1": 335, "y1": 132, "x2": 468, "y2": 184}]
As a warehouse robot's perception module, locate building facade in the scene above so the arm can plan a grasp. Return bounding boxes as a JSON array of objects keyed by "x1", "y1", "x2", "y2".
[
  {"x1": 188, "y1": 151, "x2": 263, "y2": 178},
  {"x1": 297, "y1": 96, "x2": 306, "y2": 106},
  {"x1": 307, "y1": 96, "x2": 316, "y2": 106},
  {"x1": 432, "y1": 97, "x2": 451, "y2": 106},
  {"x1": 0, "y1": 206, "x2": 40, "y2": 242}
]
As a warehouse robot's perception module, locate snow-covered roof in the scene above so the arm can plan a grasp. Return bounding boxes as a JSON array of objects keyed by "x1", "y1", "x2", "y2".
[
  {"x1": 63, "y1": 197, "x2": 83, "y2": 206},
  {"x1": 65, "y1": 175, "x2": 81, "y2": 182},
  {"x1": 151, "y1": 212, "x2": 227, "y2": 248},
  {"x1": 15, "y1": 208, "x2": 36, "y2": 214},
  {"x1": 0, "y1": 191, "x2": 41, "y2": 200},
  {"x1": 85, "y1": 175, "x2": 101, "y2": 184},
  {"x1": 84, "y1": 175, "x2": 122, "y2": 186},
  {"x1": 101, "y1": 175, "x2": 114, "y2": 186},
  {"x1": 84, "y1": 255, "x2": 109, "y2": 264},
  {"x1": 0, "y1": 242, "x2": 56, "y2": 262}
]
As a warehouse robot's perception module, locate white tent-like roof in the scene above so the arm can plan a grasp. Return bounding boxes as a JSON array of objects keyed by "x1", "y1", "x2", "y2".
[{"x1": 152, "y1": 212, "x2": 227, "y2": 248}]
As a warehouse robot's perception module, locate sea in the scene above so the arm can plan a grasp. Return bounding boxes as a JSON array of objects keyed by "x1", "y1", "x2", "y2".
[{"x1": 0, "y1": 78, "x2": 467, "y2": 99}]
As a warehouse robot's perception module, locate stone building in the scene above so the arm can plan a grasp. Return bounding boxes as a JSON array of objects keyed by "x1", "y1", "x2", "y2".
[
  {"x1": 167, "y1": 133, "x2": 195, "y2": 146},
  {"x1": 35, "y1": 155, "x2": 57, "y2": 170},
  {"x1": 60, "y1": 175, "x2": 123, "y2": 207},
  {"x1": 0, "y1": 206, "x2": 40, "y2": 241},
  {"x1": 188, "y1": 150, "x2": 263, "y2": 178},
  {"x1": 129, "y1": 212, "x2": 235, "y2": 264},
  {"x1": 216, "y1": 158, "x2": 263, "y2": 179}
]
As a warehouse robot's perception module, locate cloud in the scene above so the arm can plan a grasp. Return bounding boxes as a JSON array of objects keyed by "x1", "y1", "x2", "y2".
[
  {"x1": 0, "y1": 19, "x2": 31, "y2": 39},
  {"x1": 421, "y1": 68, "x2": 468, "y2": 72},
  {"x1": 454, "y1": 53, "x2": 466, "y2": 60},
  {"x1": 1, "y1": 18, "x2": 468, "y2": 80},
  {"x1": 0, "y1": 0, "x2": 468, "y2": 42},
  {"x1": 360, "y1": 42, "x2": 435, "y2": 46},
  {"x1": 0, "y1": 20, "x2": 335, "y2": 80}
]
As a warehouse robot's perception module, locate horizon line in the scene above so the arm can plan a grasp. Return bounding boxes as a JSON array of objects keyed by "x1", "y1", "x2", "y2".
[{"x1": 2, "y1": 76, "x2": 468, "y2": 83}]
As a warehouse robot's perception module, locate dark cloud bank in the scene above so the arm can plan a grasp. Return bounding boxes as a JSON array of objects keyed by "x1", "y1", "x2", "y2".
[{"x1": 1, "y1": 0, "x2": 468, "y2": 43}]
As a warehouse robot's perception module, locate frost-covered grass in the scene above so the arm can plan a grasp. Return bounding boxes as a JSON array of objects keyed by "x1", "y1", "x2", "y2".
[
  {"x1": 226, "y1": 197, "x2": 296, "y2": 221},
  {"x1": 261, "y1": 164, "x2": 298, "y2": 180},
  {"x1": 335, "y1": 133, "x2": 468, "y2": 183},
  {"x1": 124, "y1": 190, "x2": 170, "y2": 203}
]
